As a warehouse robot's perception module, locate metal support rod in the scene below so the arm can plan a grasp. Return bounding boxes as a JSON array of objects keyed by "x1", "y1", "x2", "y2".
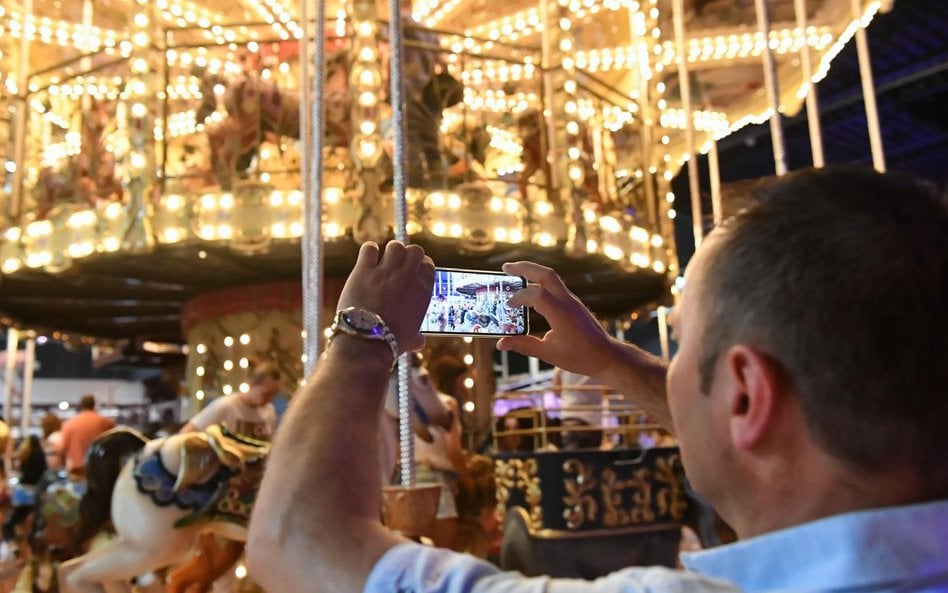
[
  {"x1": 9, "y1": 0, "x2": 33, "y2": 220},
  {"x1": 161, "y1": 29, "x2": 171, "y2": 191},
  {"x1": 301, "y1": 0, "x2": 326, "y2": 376},
  {"x1": 633, "y1": 7, "x2": 657, "y2": 231},
  {"x1": 708, "y1": 136, "x2": 722, "y2": 226},
  {"x1": 851, "y1": 0, "x2": 885, "y2": 172},
  {"x1": 20, "y1": 337, "x2": 35, "y2": 435},
  {"x1": 672, "y1": 0, "x2": 703, "y2": 249},
  {"x1": 3, "y1": 330, "x2": 19, "y2": 431},
  {"x1": 794, "y1": 0, "x2": 824, "y2": 167},
  {"x1": 81, "y1": 0, "x2": 94, "y2": 114},
  {"x1": 754, "y1": 0, "x2": 788, "y2": 175},
  {"x1": 389, "y1": 0, "x2": 414, "y2": 488},
  {"x1": 539, "y1": 0, "x2": 558, "y2": 190},
  {"x1": 657, "y1": 307, "x2": 670, "y2": 363}
]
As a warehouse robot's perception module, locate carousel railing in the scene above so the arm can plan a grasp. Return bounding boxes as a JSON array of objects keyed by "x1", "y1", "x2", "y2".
[{"x1": 493, "y1": 385, "x2": 675, "y2": 451}]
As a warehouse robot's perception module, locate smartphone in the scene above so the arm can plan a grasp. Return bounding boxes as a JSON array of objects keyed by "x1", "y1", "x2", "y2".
[{"x1": 421, "y1": 268, "x2": 529, "y2": 337}]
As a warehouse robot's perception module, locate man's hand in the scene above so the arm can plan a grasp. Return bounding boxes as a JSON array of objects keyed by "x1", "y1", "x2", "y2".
[
  {"x1": 336, "y1": 241, "x2": 436, "y2": 354},
  {"x1": 497, "y1": 261, "x2": 617, "y2": 378}
]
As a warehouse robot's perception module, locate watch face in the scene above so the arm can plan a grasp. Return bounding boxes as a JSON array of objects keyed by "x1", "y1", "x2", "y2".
[{"x1": 344, "y1": 309, "x2": 382, "y2": 333}]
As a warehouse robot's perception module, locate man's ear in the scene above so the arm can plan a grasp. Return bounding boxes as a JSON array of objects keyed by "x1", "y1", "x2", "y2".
[{"x1": 723, "y1": 345, "x2": 783, "y2": 451}]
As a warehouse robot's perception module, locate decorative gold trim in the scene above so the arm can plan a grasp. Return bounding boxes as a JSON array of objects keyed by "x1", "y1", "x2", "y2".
[
  {"x1": 561, "y1": 458, "x2": 598, "y2": 529},
  {"x1": 524, "y1": 521, "x2": 680, "y2": 539},
  {"x1": 495, "y1": 458, "x2": 543, "y2": 531}
]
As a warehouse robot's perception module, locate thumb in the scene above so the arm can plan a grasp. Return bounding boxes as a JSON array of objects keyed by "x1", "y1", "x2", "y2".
[{"x1": 497, "y1": 335, "x2": 545, "y2": 358}]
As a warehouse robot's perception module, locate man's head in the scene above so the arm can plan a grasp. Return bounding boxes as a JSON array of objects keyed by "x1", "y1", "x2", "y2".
[
  {"x1": 78, "y1": 395, "x2": 97, "y2": 411},
  {"x1": 246, "y1": 362, "x2": 282, "y2": 407},
  {"x1": 668, "y1": 167, "x2": 948, "y2": 525}
]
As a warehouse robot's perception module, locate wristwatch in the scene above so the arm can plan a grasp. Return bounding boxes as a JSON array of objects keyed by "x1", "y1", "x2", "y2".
[{"x1": 329, "y1": 307, "x2": 399, "y2": 367}]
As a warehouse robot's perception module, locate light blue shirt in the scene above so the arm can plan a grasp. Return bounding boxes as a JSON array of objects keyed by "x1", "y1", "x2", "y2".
[{"x1": 365, "y1": 499, "x2": 948, "y2": 593}]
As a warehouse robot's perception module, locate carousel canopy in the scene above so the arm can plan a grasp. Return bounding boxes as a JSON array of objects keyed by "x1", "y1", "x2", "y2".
[{"x1": 0, "y1": 0, "x2": 892, "y2": 351}]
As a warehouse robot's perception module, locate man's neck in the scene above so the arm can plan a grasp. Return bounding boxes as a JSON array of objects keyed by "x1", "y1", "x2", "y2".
[{"x1": 729, "y1": 447, "x2": 931, "y2": 539}]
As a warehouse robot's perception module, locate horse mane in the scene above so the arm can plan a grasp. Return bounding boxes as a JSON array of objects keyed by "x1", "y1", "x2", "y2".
[{"x1": 73, "y1": 427, "x2": 149, "y2": 547}]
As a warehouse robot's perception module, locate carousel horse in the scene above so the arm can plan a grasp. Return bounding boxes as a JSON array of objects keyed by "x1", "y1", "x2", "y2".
[
  {"x1": 57, "y1": 424, "x2": 270, "y2": 593},
  {"x1": 517, "y1": 109, "x2": 604, "y2": 206},
  {"x1": 198, "y1": 37, "x2": 463, "y2": 192},
  {"x1": 33, "y1": 99, "x2": 123, "y2": 218}
]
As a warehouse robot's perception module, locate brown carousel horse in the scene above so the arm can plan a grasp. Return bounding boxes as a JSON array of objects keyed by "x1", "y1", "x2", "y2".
[
  {"x1": 57, "y1": 425, "x2": 269, "y2": 593},
  {"x1": 517, "y1": 109, "x2": 604, "y2": 205},
  {"x1": 33, "y1": 99, "x2": 123, "y2": 218},
  {"x1": 195, "y1": 31, "x2": 463, "y2": 192}
]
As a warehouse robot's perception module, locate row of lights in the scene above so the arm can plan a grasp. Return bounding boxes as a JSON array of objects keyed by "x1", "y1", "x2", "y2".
[
  {"x1": 154, "y1": 0, "x2": 226, "y2": 31},
  {"x1": 349, "y1": 0, "x2": 384, "y2": 171},
  {"x1": 0, "y1": 202, "x2": 132, "y2": 273},
  {"x1": 564, "y1": 26, "x2": 833, "y2": 75},
  {"x1": 0, "y1": 7, "x2": 123, "y2": 53},
  {"x1": 453, "y1": 60, "x2": 537, "y2": 85}
]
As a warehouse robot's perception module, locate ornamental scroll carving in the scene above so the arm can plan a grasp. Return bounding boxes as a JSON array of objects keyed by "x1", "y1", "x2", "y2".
[
  {"x1": 495, "y1": 458, "x2": 543, "y2": 531},
  {"x1": 562, "y1": 459, "x2": 598, "y2": 529},
  {"x1": 561, "y1": 453, "x2": 686, "y2": 530}
]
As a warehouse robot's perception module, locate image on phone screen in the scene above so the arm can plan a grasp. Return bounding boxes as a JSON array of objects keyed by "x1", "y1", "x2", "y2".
[{"x1": 420, "y1": 268, "x2": 528, "y2": 336}]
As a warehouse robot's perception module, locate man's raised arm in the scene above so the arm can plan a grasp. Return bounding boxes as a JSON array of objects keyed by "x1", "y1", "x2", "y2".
[
  {"x1": 246, "y1": 241, "x2": 435, "y2": 593},
  {"x1": 498, "y1": 261, "x2": 671, "y2": 428}
]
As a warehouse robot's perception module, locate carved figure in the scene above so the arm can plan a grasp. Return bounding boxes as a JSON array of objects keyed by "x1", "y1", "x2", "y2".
[{"x1": 57, "y1": 425, "x2": 269, "y2": 593}]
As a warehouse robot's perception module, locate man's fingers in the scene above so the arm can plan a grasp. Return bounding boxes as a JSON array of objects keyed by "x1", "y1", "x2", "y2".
[
  {"x1": 496, "y1": 334, "x2": 545, "y2": 358},
  {"x1": 506, "y1": 285, "x2": 545, "y2": 309},
  {"x1": 353, "y1": 241, "x2": 381, "y2": 272},
  {"x1": 404, "y1": 243, "x2": 426, "y2": 267},
  {"x1": 507, "y1": 285, "x2": 572, "y2": 325},
  {"x1": 503, "y1": 261, "x2": 571, "y2": 300},
  {"x1": 382, "y1": 240, "x2": 406, "y2": 265}
]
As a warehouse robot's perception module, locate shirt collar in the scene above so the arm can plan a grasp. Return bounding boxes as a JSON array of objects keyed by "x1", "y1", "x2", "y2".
[{"x1": 681, "y1": 499, "x2": 948, "y2": 592}]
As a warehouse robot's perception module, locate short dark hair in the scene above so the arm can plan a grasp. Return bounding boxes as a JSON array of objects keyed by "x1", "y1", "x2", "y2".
[
  {"x1": 697, "y1": 166, "x2": 948, "y2": 483},
  {"x1": 250, "y1": 362, "x2": 281, "y2": 385},
  {"x1": 79, "y1": 395, "x2": 97, "y2": 411}
]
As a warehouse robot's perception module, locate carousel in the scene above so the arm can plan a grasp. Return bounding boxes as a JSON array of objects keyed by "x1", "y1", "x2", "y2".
[{"x1": 0, "y1": 0, "x2": 889, "y2": 589}]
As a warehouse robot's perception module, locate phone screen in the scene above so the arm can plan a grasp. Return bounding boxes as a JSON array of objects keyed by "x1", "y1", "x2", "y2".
[{"x1": 420, "y1": 268, "x2": 528, "y2": 336}]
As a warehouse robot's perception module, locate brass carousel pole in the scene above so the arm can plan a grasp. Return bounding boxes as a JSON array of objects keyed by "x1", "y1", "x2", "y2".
[
  {"x1": 632, "y1": 7, "x2": 657, "y2": 233},
  {"x1": 20, "y1": 335, "x2": 35, "y2": 435},
  {"x1": 301, "y1": 0, "x2": 327, "y2": 376},
  {"x1": 754, "y1": 0, "x2": 788, "y2": 175},
  {"x1": 708, "y1": 136, "x2": 722, "y2": 226},
  {"x1": 389, "y1": 0, "x2": 414, "y2": 488},
  {"x1": 851, "y1": 0, "x2": 886, "y2": 172},
  {"x1": 671, "y1": 0, "x2": 703, "y2": 249},
  {"x1": 2, "y1": 330, "x2": 16, "y2": 471},
  {"x1": 794, "y1": 0, "x2": 825, "y2": 167},
  {"x1": 9, "y1": 0, "x2": 33, "y2": 220},
  {"x1": 657, "y1": 307, "x2": 670, "y2": 363}
]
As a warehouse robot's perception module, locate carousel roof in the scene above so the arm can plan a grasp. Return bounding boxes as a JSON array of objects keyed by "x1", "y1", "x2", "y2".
[{"x1": 0, "y1": 0, "x2": 899, "y2": 354}]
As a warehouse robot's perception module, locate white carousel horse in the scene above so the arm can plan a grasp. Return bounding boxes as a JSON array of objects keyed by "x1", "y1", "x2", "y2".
[{"x1": 57, "y1": 425, "x2": 269, "y2": 593}]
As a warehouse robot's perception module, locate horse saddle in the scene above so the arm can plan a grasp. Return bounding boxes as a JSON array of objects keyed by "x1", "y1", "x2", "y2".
[{"x1": 173, "y1": 424, "x2": 270, "y2": 493}]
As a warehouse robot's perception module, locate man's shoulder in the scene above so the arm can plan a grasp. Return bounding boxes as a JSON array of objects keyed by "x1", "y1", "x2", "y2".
[{"x1": 367, "y1": 542, "x2": 742, "y2": 593}]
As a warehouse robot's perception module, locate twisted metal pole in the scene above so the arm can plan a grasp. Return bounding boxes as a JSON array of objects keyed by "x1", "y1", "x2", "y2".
[
  {"x1": 389, "y1": 0, "x2": 414, "y2": 488},
  {"x1": 302, "y1": 0, "x2": 326, "y2": 377}
]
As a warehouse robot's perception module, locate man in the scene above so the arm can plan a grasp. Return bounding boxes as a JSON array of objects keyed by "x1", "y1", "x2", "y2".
[
  {"x1": 59, "y1": 395, "x2": 116, "y2": 473},
  {"x1": 180, "y1": 362, "x2": 281, "y2": 440},
  {"x1": 247, "y1": 167, "x2": 948, "y2": 593}
]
